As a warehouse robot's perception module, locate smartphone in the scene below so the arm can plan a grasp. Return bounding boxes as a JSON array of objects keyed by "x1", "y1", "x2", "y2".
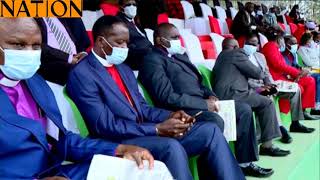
[{"x1": 192, "y1": 111, "x2": 203, "y2": 119}]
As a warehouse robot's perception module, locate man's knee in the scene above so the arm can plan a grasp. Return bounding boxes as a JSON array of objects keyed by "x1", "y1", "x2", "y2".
[
  {"x1": 235, "y1": 102, "x2": 253, "y2": 119},
  {"x1": 260, "y1": 95, "x2": 274, "y2": 107},
  {"x1": 206, "y1": 112, "x2": 224, "y2": 131},
  {"x1": 163, "y1": 138, "x2": 185, "y2": 154}
]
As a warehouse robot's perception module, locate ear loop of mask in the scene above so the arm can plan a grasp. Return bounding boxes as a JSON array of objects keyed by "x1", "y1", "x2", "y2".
[
  {"x1": 100, "y1": 36, "x2": 112, "y2": 56},
  {"x1": 160, "y1": 37, "x2": 171, "y2": 49}
]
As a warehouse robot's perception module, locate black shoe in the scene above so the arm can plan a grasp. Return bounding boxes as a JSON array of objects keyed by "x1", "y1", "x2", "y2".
[
  {"x1": 241, "y1": 163, "x2": 274, "y2": 178},
  {"x1": 304, "y1": 112, "x2": 319, "y2": 120},
  {"x1": 310, "y1": 109, "x2": 320, "y2": 115},
  {"x1": 290, "y1": 122, "x2": 315, "y2": 133},
  {"x1": 259, "y1": 146, "x2": 290, "y2": 157},
  {"x1": 280, "y1": 126, "x2": 293, "y2": 144}
]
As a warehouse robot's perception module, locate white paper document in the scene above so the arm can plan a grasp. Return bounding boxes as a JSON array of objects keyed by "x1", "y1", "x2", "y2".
[
  {"x1": 87, "y1": 155, "x2": 174, "y2": 180},
  {"x1": 216, "y1": 100, "x2": 237, "y2": 141},
  {"x1": 275, "y1": 80, "x2": 298, "y2": 93}
]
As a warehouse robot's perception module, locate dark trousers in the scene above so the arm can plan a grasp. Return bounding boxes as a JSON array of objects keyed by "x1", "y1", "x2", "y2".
[
  {"x1": 122, "y1": 121, "x2": 245, "y2": 180},
  {"x1": 187, "y1": 101, "x2": 258, "y2": 164},
  {"x1": 238, "y1": 93, "x2": 281, "y2": 143}
]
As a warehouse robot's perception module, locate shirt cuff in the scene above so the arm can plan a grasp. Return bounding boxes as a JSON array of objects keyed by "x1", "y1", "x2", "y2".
[{"x1": 68, "y1": 55, "x2": 73, "y2": 64}]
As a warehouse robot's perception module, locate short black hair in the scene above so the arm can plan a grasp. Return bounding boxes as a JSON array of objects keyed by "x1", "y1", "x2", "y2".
[
  {"x1": 245, "y1": 33, "x2": 258, "y2": 42},
  {"x1": 264, "y1": 26, "x2": 283, "y2": 41},
  {"x1": 153, "y1": 23, "x2": 176, "y2": 41},
  {"x1": 118, "y1": 0, "x2": 124, "y2": 5},
  {"x1": 300, "y1": 33, "x2": 313, "y2": 45},
  {"x1": 311, "y1": 31, "x2": 319, "y2": 40},
  {"x1": 284, "y1": 35, "x2": 295, "y2": 44},
  {"x1": 92, "y1": 15, "x2": 126, "y2": 42}
]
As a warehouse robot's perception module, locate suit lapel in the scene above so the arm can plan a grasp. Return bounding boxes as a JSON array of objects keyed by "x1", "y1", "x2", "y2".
[
  {"x1": 116, "y1": 65, "x2": 142, "y2": 116},
  {"x1": 0, "y1": 80, "x2": 50, "y2": 152},
  {"x1": 88, "y1": 54, "x2": 138, "y2": 116},
  {"x1": 25, "y1": 74, "x2": 66, "y2": 131},
  {"x1": 172, "y1": 54, "x2": 203, "y2": 80}
]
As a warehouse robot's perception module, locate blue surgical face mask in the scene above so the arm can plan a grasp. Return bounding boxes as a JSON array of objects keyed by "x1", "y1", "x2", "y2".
[
  {"x1": 279, "y1": 46, "x2": 286, "y2": 52},
  {"x1": 288, "y1": 44, "x2": 298, "y2": 54},
  {"x1": 0, "y1": 47, "x2": 41, "y2": 80},
  {"x1": 243, "y1": 44, "x2": 257, "y2": 56},
  {"x1": 101, "y1": 37, "x2": 128, "y2": 65}
]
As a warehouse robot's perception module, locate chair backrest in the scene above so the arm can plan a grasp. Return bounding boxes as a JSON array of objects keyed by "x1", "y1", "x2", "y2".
[
  {"x1": 230, "y1": 7, "x2": 238, "y2": 19},
  {"x1": 199, "y1": 3, "x2": 213, "y2": 19},
  {"x1": 208, "y1": 16, "x2": 222, "y2": 35},
  {"x1": 137, "y1": 81, "x2": 154, "y2": 106},
  {"x1": 209, "y1": 33, "x2": 225, "y2": 55},
  {"x1": 180, "y1": 29, "x2": 205, "y2": 62},
  {"x1": 100, "y1": 3, "x2": 119, "y2": 16},
  {"x1": 185, "y1": 17, "x2": 211, "y2": 35},
  {"x1": 181, "y1": 0, "x2": 195, "y2": 19},
  {"x1": 215, "y1": 6, "x2": 227, "y2": 20},
  {"x1": 46, "y1": 82, "x2": 81, "y2": 135},
  {"x1": 82, "y1": 10, "x2": 104, "y2": 31},
  {"x1": 258, "y1": 33, "x2": 268, "y2": 48},
  {"x1": 157, "y1": 13, "x2": 169, "y2": 24},
  {"x1": 144, "y1": 28, "x2": 154, "y2": 45},
  {"x1": 168, "y1": 18, "x2": 185, "y2": 30},
  {"x1": 226, "y1": 18, "x2": 233, "y2": 31},
  {"x1": 197, "y1": 65, "x2": 213, "y2": 90},
  {"x1": 218, "y1": 19, "x2": 230, "y2": 34},
  {"x1": 198, "y1": 35, "x2": 218, "y2": 60}
]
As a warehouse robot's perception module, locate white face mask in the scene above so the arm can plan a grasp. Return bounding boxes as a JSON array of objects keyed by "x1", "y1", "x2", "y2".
[
  {"x1": 124, "y1": 5, "x2": 137, "y2": 19},
  {"x1": 257, "y1": 10, "x2": 263, "y2": 16},
  {"x1": 0, "y1": 47, "x2": 41, "y2": 80},
  {"x1": 101, "y1": 37, "x2": 128, "y2": 65},
  {"x1": 243, "y1": 44, "x2": 257, "y2": 56},
  {"x1": 162, "y1": 38, "x2": 185, "y2": 55}
]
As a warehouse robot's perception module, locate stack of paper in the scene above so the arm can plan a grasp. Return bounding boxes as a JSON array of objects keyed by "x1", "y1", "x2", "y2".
[
  {"x1": 216, "y1": 100, "x2": 237, "y2": 141},
  {"x1": 275, "y1": 80, "x2": 298, "y2": 93},
  {"x1": 87, "y1": 155, "x2": 173, "y2": 180}
]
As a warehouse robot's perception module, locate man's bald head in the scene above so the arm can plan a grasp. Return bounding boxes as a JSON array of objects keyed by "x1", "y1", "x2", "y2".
[
  {"x1": 222, "y1": 38, "x2": 239, "y2": 50},
  {"x1": 0, "y1": 18, "x2": 42, "y2": 65},
  {"x1": 154, "y1": 23, "x2": 180, "y2": 48}
]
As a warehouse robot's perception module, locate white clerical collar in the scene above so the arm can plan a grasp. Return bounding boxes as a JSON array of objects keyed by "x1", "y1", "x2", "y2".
[
  {"x1": 91, "y1": 49, "x2": 113, "y2": 67},
  {"x1": 0, "y1": 75, "x2": 20, "y2": 87}
]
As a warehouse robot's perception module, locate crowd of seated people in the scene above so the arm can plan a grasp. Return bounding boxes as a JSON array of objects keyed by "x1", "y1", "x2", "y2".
[{"x1": 0, "y1": 0, "x2": 319, "y2": 179}]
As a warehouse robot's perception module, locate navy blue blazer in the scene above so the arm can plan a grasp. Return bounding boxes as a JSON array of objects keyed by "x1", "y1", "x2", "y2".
[
  {"x1": 66, "y1": 53, "x2": 171, "y2": 142},
  {"x1": 0, "y1": 74, "x2": 118, "y2": 179}
]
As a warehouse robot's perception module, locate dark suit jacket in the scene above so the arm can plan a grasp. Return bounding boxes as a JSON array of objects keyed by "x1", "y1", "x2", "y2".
[
  {"x1": 117, "y1": 12, "x2": 153, "y2": 70},
  {"x1": 35, "y1": 18, "x2": 90, "y2": 85},
  {"x1": 138, "y1": 48, "x2": 215, "y2": 112},
  {"x1": 0, "y1": 74, "x2": 118, "y2": 179},
  {"x1": 212, "y1": 49, "x2": 264, "y2": 101},
  {"x1": 230, "y1": 10, "x2": 256, "y2": 39},
  {"x1": 66, "y1": 53, "x2": 171, "y2": 142}
]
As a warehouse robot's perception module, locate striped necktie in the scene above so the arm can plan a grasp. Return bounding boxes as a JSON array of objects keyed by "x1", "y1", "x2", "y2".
[{"x1": 45, "y1": 18, "x2": 72, "y2": 54}]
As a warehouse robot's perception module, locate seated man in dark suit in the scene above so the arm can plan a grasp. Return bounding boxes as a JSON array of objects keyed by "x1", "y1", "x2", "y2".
[
  {"x1": 0, "y1": 17, "x2": 153, "y2": 180},
  {"x1": 138, "y1": 23, "x2": 273, "y2": 178},
  {"x1": 117, "y1": 0, "x2": 153, "y2": 70},
  {"x1": 212, "y1": 38, "x2": 290, "y2": 159},
  {"x1": 66, "y1": 15, "x2": 245, "y2": 180},
  {"x1": 36, "y1": 18, "x2": 90, "y2": 85}
]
